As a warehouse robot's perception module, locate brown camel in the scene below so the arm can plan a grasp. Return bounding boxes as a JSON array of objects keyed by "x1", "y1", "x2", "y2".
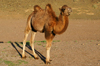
[{"x1": 22, "y1": 4, "x2": 72, "y2": 64}]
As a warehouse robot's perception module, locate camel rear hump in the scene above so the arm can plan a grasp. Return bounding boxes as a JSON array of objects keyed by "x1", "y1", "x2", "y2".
[{"x1": 45, "y1": 4, "x2": 57, "y2": 19}]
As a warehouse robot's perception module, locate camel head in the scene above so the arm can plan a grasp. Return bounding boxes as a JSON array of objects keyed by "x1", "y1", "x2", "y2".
[{"x1": 59, "y1": 5, "x2": 72, "y2": 16}]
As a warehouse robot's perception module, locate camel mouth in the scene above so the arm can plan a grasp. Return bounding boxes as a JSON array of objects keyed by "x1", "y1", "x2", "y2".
[
  {"x1": 68, "y1": 14, "x2": 70, "y2": 16},
  {"x1": 67, "y1": 8, "x2": 72, "y2": 16},
  {"x1": 66, "y1": 13, "x2": 71, "y2": 16}
]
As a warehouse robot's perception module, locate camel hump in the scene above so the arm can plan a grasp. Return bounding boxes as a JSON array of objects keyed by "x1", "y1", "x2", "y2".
[
  {"x1": 46, "y1": 4, "x2": 52, "y2": 9},
  {"x1": 34, "y1": 5, "x2": 42, "y2": 12},
  {"x1": 45, "y1": 4, "x2": 58, "y2": 21},
  {"x1": 45, "y1": 4, "x2": 53, "y2": 12}
]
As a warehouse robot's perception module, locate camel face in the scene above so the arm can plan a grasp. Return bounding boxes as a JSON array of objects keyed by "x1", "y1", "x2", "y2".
[
  {"x1": 65, "y1": 7, "x2": 72, "y2": 16},
  {"x1": 60, "y1": 5, "x2": 72, "y2": 16}
]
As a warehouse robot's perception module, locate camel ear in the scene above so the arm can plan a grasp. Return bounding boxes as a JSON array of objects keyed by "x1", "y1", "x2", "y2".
[
  {"x1": 59, "y1": 8, "x2": 61, "y2": 11},
  {"x1": 59, "y1": 8, "x2": 65, "y2": 12},
  {"x1": 59, "y1": 6, "x2": 62, "y2": 11}
]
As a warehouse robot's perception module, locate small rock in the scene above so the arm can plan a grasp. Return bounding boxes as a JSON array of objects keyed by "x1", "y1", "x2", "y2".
[
  {"x1": 81, "y1": 44, "x2": 84, "y2": 45},
  {"x1": 97, "y1": 44, "x2": 100, "y2": 45}
]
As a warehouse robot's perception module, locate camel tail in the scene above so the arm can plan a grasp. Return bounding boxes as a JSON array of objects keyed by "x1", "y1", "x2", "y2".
[
  {"x1": 25, "y1": 12, "x2": 34, "y2": 33},
  {"x1": 27, "y1": 12, "x2": 37, "y2": 32}
]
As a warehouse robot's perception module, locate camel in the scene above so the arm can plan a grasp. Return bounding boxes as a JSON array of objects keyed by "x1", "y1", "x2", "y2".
[{"x1": 22, "y1": 4, "x2": 72, "y2": 64}]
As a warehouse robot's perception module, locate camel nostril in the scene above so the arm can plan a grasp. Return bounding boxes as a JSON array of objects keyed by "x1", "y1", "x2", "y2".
[
  {"x1": 70, "y1": 9, "x2": 72, "y2": 12},
  {"x1": 68, "y1": 8, "x2": 72, "y2": 13}
]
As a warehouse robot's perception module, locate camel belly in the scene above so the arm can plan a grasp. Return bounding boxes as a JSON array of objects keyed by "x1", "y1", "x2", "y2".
[{"x1": 32, "y1": 21, "x2": 45, "y2": 32}]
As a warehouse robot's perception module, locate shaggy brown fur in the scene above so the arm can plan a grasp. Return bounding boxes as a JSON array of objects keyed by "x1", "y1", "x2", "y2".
[{"x1": 22, "y1": 4, "x2": 72, "y2": 64}]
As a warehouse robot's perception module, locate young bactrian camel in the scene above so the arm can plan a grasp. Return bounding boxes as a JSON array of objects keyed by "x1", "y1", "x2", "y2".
[{"x1": 22, "y1": 4, "x2": 72, "y2": 64}]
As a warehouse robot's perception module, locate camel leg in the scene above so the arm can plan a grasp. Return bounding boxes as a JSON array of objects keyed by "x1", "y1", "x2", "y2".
[
  {"x1": 22, "y1": 26, "x2": 31, "y2": 58},
  {"x1": 46, "y1": 40, "x2": 52, "y2": 64},
  {"x1": 30, "y1": 31, "x2": 38, "y2": 59},
  {"x1": 22, "y1": 33, "x2": 29, "y2": 58},
  {"x1": 45, "y1": 31, "x2": 55, "y2": 64}
]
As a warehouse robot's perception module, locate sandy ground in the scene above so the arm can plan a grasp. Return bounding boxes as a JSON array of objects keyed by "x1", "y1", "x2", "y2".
[{"x1": 0, "y1": 19, "x2": 100, "y2": 66}]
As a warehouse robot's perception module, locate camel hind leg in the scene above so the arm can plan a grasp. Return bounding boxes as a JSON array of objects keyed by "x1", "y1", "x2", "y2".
[
  {"x1": 22, "y1": 25, "x2": 31, "y2": 58},
  {"x1": 30, "y1": 31, "x2": 38, "y2": 59}
]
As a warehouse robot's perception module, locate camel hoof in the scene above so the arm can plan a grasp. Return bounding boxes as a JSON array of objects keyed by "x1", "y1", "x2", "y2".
[
  {"x1": 22, "y1": 56, "x2": 26, "y2": 59},
  {"x1": 35, "y1": 57, "x2": 39, "y2": 59},
  {"x1": 46, "y1": 61, "x2": 51, "y2": 64}
]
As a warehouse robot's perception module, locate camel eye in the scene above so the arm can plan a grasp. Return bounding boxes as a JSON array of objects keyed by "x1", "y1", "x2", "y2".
[
  {"x1": 63, "y1": 9, "x2": 65, "y2": 11},
  {"x1": 61, "y1": 9, "x2": 65, "y2": 12}
]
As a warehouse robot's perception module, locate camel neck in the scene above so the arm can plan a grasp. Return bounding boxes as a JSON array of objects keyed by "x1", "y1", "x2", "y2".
[{"x1": 54, "y1": 13, "x2": 69, "y2": 34}]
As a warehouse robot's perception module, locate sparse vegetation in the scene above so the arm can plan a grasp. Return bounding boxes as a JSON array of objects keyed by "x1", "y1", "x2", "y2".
[
  {"x1": 3, "y1": 48, "x2": 6, "y2": 49},
  {"x1": 17, "y1": 60, "x2": 28, "y2": 64},
  {"x1": 4, "y1": 60, "x2": 15, "y2": 66},
  {"x1": 7, "y1": 41, "x2": 11, "y2": 43},
  {"x1": 20, "y1": 40, "x2": 60, "y2": 46},
  {"x1": 0, "y1": 59, "x2": 28, "y2": 66},
  {"x1": 40, "y1": 40, "x2": 46, "y2": 43},
  {"x1": 0, "y1": 58, "x2": 2, "y2": 64},
  {"x1": 92, "y1": 4, "x2": 98, "y2": 9},
  {"x1": 37, "y1": 44, "x2": 42, "y2": 45},
  {"x1": 74, "y1": 40, "x2": 77, "y2": 42},
  {"x1": 53, "y1": 40, "x2": 60, "y2": 42}
]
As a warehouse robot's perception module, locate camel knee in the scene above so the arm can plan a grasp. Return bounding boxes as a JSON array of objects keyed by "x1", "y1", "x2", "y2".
[
  {"x1": 46, "y1": 44, "x2": 51, "y2": 50},
  {"x1": 24, "y1": 25, "x2": 31, "y2": 34},
  {"x1": 24, "y1": 29, "x2": 30, "y2": 34}
]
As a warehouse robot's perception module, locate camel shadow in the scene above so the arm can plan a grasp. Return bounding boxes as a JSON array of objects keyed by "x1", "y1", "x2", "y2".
[
  {"x1": 10, "y1": 42, "x2": 46, "y2": 63},
  {"x1": 0, "y1": 41, "x2": 4, "y2": 43}
]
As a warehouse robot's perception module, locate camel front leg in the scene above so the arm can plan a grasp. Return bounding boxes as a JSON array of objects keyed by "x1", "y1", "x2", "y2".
[
  {"x1": 45, "y1": 31, "x2": 55, "y2": 64},
  {"x1": 30, "y1": 32, "x2": 38, "y2": 59},
  {"x1": 46, "y1": 40, "x2": 52, "y2": 64}
]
